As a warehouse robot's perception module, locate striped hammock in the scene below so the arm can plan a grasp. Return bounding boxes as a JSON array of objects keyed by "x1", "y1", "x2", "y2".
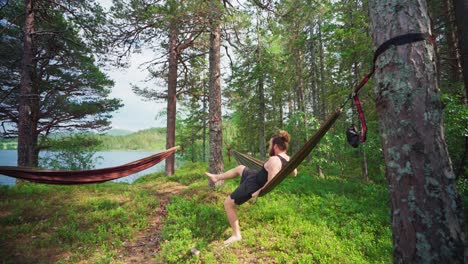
[{"x1": 0, "y1": 146, "x2": 179, "y2": 185}]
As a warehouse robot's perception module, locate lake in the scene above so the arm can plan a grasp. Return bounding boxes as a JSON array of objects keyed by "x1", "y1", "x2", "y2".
[{"x1": 0, "y1": 150, "x2": 166, "y2": 186}]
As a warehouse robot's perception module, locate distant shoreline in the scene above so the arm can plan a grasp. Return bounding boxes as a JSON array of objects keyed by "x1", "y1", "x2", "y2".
[{"x1": 0, "y1": 127, "x2": 167, "y2": 151}]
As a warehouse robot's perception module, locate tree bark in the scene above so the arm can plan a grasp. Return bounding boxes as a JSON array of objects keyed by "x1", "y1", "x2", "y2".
[
  {"x1": 308, "y1": 30, "x2": 319, "y2": 117},
  {"x1": 18, "y1": 0, "x2": 37, "y2": 168},
  {"x1": 258, "y1": 73, "x2": 266, "y2": 158},
  {"x1": 257, "y1": 49, "x2": 266, "y2": 159},
  {"x1": 369, "y1": 1, "x2": 465, "y2": 263},
  {"x1": 202, "y1": 79, "x2": 207, "y2": 163},
  {"x1": 208, "y1": 0, "x2": 224, "y2": 186},
  {"x1": 452, "y1": 0, "x2": 468, "y2": 180},
  {"x1": 165, "y1": 20, "x2": 178, "y2": 176},
  {"x1": 296, "y1": 48, "x2": 305, "y2": 115},
  {"x1": 360, "y1": 146, "x2": 369, "y2": 182},
  {"x1": 317, "y1": 21, "x2": 326, "y2": 121},
  {"x1": 443, "y1": 0, "x2": 462, "y2": 83}
]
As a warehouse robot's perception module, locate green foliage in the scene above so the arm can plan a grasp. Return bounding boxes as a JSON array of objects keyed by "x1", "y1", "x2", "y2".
[
  {"x1": 5, "y1": 161, "x2": 466, "y2": 263},
  {"x1": 0, "y1": 128, "x2": 167, "y2": 152},
  {"x1": 156, "y1": 196, "x2": 225, "y2": 263},
  {"x1": 0, "y1": 138, "x2": 17, "y2": 150},
  {"x1": 96, "y1": 127, "x2": 166, "y2": 151},
  {"x1": 0, "y1": 0, "x2": 122, "y2": 145},
  {"x1": 0, "y1": 182, "x2": 158, "y2": 263},
  {"x1": 157, "y1": 162, "x2": 393, "y2": 264},
  {"x1": 40, "y1": 134, "x2": 102, "y2": 170},
  {"x1": 441, "y1": 92, "x2": 468, "y2": 177}
]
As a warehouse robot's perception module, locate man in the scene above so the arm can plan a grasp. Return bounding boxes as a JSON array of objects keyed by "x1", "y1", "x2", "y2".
[{"x1": 206, "y1": 130, "x2": 297, "y2": 245}]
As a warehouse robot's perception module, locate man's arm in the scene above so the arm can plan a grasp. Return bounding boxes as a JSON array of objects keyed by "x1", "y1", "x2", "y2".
[{"x1": 251, "y1": 156, "x2": 281, "y2": 198}]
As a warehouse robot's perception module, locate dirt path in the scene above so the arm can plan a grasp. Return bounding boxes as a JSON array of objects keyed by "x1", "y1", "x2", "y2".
[{"x1": 117, "y1": 182, "x2": 188, "y2": 264}]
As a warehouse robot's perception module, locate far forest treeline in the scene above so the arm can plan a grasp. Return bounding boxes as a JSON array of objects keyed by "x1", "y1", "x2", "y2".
[{"x1": 0, "y1": 128, "x2": 166, "y2": 151}]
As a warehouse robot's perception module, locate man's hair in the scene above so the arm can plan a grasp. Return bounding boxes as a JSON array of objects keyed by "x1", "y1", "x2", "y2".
[{"x1": 271, "y1": 130, "x2": 290, "y2": 151}]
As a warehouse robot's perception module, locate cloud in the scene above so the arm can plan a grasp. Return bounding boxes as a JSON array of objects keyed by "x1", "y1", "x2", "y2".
[
  {"x1": 97, "y1": 0, "x2": 168, "y2": 132},
  {"x1": 104, "y1": 51, "x2": 167, "y2": 131}
]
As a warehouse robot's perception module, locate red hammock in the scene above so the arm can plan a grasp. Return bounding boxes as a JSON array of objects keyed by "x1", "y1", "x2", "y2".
[{"x1": 0, "y1": 146, "x2": 179, "y2": 184}]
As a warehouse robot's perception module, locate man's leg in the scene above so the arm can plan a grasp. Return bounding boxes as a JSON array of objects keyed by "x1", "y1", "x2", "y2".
[
  {"x1": 223, "y1": 196, "x2": 242, "y2": 244},
  {"x1": 205, "y1": 165, "x2": 245, "y2": 183}
]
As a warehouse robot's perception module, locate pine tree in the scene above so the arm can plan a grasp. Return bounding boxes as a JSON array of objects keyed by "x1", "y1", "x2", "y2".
[{"x1": 369, "y1": 1, "x2": 465, "y2": 262}]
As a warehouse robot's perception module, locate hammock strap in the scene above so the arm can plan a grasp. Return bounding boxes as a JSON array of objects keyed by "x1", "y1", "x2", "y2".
[{"x1": 349, "y1": 32, "x2": 433, "y2": 143}]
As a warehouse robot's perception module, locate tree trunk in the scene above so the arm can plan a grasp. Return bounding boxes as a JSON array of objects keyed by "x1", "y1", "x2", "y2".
[
  {"x1": 208, "y1": 0, "x2": 224, "y2": 186},
  {"x1": 296, "y1": 48, "x2": 308, "y2": 147},
  {"x1": 369, "y1": 1, "x2": 466, "y2": 263},
  {"x1": 165, "y1": 20, "x2": 178, "y2": 176},
  {"x1": 316, "y1": 165, "x2": 324, "y2": 178},
  {"x1": 452, "y1": 0, "x2": 468, "y2": 180},
  {"x1": 308, "y1": 31, "x2": 319, "y2": 117},
  {"x1": 443, "y1": 0, "x2": 462, "y2": 84},
  {"x1": 360, "y1": 146, "x2": 369, "y2": 182},
  {"x1": 258, "y1": 73, "x2": 266, "y2": 158},
  {"x1": 18, "y1": 0, "x2": 36, "y2": 169},
  {"x1": 296, "y1": 48, "x2": 305, "y2": 114},
  {"x1": 257, "y1": 49, "x2": 266, "y2": 159},
  {"x1": 453, "y1": 0, "x2": 468, "y2": 102},
  {"x1": 317, "y1": 21, "x2": 326, "y2": 121},
  {"x1": 255, "y1": 12, "x2": 266, "y2": 159},
  {"x1": 202, "y1": 79, "x2": 207, "y2": 163}
]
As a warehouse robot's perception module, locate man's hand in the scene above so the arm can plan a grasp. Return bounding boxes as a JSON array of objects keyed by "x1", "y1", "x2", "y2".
[
  {"x1": 252, "y1": 190, "x2": 261, "y2": 199},
  {"x1": 251, "y1": 190, "x2": 261, "y2": 204}
]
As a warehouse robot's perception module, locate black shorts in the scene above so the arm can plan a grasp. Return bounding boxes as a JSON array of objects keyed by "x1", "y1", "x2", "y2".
[{"x1": 230, "y1": 168, "x2": 263, "y2": 205}]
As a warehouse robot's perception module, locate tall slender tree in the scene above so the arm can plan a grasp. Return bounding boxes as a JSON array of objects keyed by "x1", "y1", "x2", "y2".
[
  {"x1": 109, "y1": 0, "x2": 206, "y2": 175},
  {"x1": 166, "y1": 16, "x2": 179, "y2": 176},
  {"x1": 453, "y1": 0, "x2": 468, "y2": 179},
  {"x1": 368, "y1": 1, "x2": 465, "y2": 262},
  {"x1": 256, "y1": 9, "x2": 266, "y2": 159},
  {"x1": 17, "y1": 0, "x2": 35, "y2": 167},
  {"x1": 207, "y1": 0, "x2": 224, "y2": 185},
  {"x1": 454, "y1": 0, "x2": 468, "y2": 92}
]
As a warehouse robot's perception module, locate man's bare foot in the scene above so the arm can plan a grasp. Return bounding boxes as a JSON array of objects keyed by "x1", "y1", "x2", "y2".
[
  {"x1": 223, "y1": 235, "x2": 242, "y2": 245},
  {"x1": 205, "y1": 172, "x2": 218, "y2": 183}
]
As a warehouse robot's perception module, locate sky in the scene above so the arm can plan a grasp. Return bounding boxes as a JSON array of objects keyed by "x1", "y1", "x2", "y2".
[
  {"x1": 97, "y1": 0, "x2": 232, "y2": 132},
  {"x1": 103, "y1": 52, "x2": 167, "y2": 132},
  {"x1": 98, "y1": 0, "x2": 166, "y2": 132}
]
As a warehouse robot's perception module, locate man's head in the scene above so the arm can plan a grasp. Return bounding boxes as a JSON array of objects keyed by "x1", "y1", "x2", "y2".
[{"x1": 269, "y1": 130, "x2": 290, "y2": 156}]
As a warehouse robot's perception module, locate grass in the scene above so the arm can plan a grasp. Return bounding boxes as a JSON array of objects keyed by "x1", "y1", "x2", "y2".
[
  {"x1": 154, "y1": 163, "x2": 393, "y2": 263},
  {"x1": 0, "y1": 161, "x2": 403, "y2": 263},
  {"x1": 0, "y1": 182, "x2": 159, "y2": 263}
]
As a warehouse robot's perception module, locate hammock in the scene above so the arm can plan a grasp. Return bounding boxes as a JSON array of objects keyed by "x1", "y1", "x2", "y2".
[
  {"x1": 233, "y1": 109, "x2": 342, "y2": 197},
  {"x1": 0, "y1": 146, "x2": 179, "y2": 184}
]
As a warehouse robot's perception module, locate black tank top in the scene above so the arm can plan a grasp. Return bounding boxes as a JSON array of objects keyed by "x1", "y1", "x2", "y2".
[{"x1": 256, "y1": 155, "x2": 289, "y2": 186}]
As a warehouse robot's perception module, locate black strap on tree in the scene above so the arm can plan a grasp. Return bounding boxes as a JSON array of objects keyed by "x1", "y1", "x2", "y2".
[{"x1": 344, "y1": 32, "x2": 434, "y2": 144}]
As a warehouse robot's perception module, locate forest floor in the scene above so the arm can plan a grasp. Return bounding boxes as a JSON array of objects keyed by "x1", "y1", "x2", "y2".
[
  {"x1": 1, "y1": 161, "x2": 466, "y2": 263},
  {"x1": 118, "y1": 182, "x2": 187, "y2": 264}
]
